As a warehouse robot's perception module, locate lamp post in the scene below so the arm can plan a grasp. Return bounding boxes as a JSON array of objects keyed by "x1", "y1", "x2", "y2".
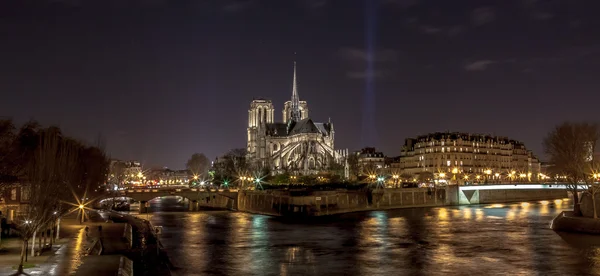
[
  {"x1": 369, "y1": 174, "x2": 376, "y2": 188},
  {"x1": 254, "y1": 178, "x2": 263, "y2": 190},
  {"x1": 484, "y1": 169, "x2": 492, "y2": 184},
  {"x1": 78, "y1": 204, "x2": 84, "y2": 224},
  {"x1": 376, "y1": 176, "x2": 385, "y2": 189},
  {"x1": 494, "y1": 173, "x2": 500, "y2": 184},
  {"x1": 451, "y1": 168, "x2": 458, "y2": 183},
  {"x1": 392, "y1": 175, "x2": 399, "y2": 188}
]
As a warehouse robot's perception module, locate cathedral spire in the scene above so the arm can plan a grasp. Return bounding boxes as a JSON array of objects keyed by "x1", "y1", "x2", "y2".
[{"x1": 290, "y1": 59, "x2": 301, "y2": 122}]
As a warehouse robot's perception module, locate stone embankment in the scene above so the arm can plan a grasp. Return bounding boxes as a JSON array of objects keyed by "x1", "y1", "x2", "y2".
[
  {"x1": 552, "y1": 193, "x2": 600, "y2": 235},
  {"x1": 231, "y1": 185, "x2": 568, "y2": 217},
  {"x1": 106, "y1": 210, "x2": 173, "y2": 276}
]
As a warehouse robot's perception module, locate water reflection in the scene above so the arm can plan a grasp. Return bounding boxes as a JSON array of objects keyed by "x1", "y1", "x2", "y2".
[{"x1": 149, "y1": 197, "x2": 600, "y2": 275}]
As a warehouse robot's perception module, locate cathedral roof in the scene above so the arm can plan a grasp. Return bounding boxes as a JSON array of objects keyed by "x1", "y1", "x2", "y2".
[
  {"x1": 314, "y1": 122, "x2": 332, "y2": 136},
  {"x1": 289, "y1": 118, "x2": 320, "y2": 135},
  {"x1": 265, "y1": 123, "x2": 288, "y2": 137},
  {"x1": 265, "y1": 118, "x2": 332, "y2": 137}
]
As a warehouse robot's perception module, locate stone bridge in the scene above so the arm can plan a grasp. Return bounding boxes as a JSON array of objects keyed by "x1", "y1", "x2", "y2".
[{"x1": 102, "y1": 188, "x2": 239, "y2": 213}]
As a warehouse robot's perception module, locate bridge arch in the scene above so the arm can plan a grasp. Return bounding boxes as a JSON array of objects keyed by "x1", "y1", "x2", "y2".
[{"x1": 97, "y1": 188, "x2": 239, "y2": 212}]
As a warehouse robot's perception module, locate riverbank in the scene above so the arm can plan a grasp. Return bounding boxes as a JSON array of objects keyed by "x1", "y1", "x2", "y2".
[
  {"x1": 551, "y1": 211, "x2": 600, "y2": 235},
  {"x1": 0, "y1": 216, "x2": 92, "y2": 275},
  {"x1": 105, "y1": 210, "x2": 173, "y2": 276}
]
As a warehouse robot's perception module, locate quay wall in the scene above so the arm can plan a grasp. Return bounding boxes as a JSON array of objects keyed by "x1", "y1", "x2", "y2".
[
  {"x1": 237, "y1": 188, "x2": 447, "y2": 217},
  {"x1": 238, "y1": 186, "x2": 569, "y2": 216},
  {"x1": 192, "y1": 192, "x2": 236, "y2": 210},
  {"x1": 132, "y1": 185, "x2": 570, "y2": 216}
]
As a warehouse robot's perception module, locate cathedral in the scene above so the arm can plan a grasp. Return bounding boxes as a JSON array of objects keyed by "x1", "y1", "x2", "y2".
[{"x1": 247, "y1": 62, "x2": 344, "y2": 175}]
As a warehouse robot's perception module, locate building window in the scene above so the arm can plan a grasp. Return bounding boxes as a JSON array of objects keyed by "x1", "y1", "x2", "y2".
[
  {"x1": 10, "y1": 188, "x2": 17, "y2": 200},
  {"x1": 447, "y1": 160, "x2": 451, "y2": 166}
]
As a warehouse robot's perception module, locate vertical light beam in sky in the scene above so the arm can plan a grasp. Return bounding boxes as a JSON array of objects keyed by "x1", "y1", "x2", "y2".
[{"x1": 361, "y1": 0, "x2": 378, "y2": 148}]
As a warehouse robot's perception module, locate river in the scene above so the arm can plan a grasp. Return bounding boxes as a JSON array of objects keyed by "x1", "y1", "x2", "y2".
[{"x1": 142, "y1": 196, "x2": 600, "y2": 276}]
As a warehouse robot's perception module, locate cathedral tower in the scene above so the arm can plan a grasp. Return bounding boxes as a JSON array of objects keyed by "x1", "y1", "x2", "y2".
[{"x1": 247, "y1": 99, "x2": 274, "y2": 159}]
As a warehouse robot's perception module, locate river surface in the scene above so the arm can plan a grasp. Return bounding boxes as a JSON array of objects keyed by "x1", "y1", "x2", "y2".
[{"x1": 143, "y1": 196, "x2": 600, "y2": 276}]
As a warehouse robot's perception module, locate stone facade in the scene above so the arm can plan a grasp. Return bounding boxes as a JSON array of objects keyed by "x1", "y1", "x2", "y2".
[
  {"x1": 398, "y1": 132, "x2": 541, "y2": 181},
  {"x1": 246, "y1": 63, "x2": 342, "y2": 175}
]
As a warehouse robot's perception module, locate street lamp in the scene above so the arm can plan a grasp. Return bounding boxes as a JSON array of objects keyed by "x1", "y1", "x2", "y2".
[
  {"x1": 484, "y1": 169, "x2": 492, "y2": 184},
  {"x1": 254, "y1": 177, "x2": 263, "y2": 190},
  {"x1": 78, "y1": 204, "x2": 85, "y2": 224},
  {"x1": 450, "y1": 168, "x2": 458, "y2": 182}
]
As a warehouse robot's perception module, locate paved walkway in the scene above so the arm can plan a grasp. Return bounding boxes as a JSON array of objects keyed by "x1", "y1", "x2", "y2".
[
  {"x1": 0, "y1": 211, "x2": 122, "y2": 276},
  {"x1": 0, "y1": 218, "x2": 86, "y2": 275}
]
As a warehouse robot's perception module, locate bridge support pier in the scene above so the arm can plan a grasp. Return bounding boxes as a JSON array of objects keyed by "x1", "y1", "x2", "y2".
[
  {"x1": 140, "y1": 201, "x2": 148, "y2": 213},
  {"x1": 188, "y1": 200, "x2": 199, "y2": 212}
]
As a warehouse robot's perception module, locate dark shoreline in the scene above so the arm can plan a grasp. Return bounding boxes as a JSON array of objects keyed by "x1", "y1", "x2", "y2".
[{"x1": 104, "y1": 210, "x2": 174, "y2": 276}]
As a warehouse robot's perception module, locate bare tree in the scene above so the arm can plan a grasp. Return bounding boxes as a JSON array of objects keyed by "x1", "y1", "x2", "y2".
[
  {"x1": 110, "y1": 161, "x2": 127, "y2": 188},
  {"x1": 543, "y1": 122, "x2": 600, "y2": 216},
  {"x1": 347, "y1": 153, "x2": 360, "y2": 180},
  {"x1": 418, "y1": 171, "x2": 434, "y2": 183},
  {"x1": 186, "y1": 153, "x2": 210, "y2": 177},
  {"x1": 15, "y1": 128, "x2": 79, "y2": 273},
  {"x1": 400, "y1": 172, "x2": 413, "y2": 182}
]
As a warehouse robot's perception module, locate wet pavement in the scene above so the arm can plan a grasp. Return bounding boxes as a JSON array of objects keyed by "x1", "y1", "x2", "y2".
[
  {"x1": 0, "y1": 226, "x2": 87, "y2": 276},
  {"x1": 0, "y1": 212, "x2": 118, "y2": 276}
]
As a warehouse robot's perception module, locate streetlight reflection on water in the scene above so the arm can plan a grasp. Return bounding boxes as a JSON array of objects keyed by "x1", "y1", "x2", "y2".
[{"x1": 148, "y1": 198, "x2": 600, "y2": 275}]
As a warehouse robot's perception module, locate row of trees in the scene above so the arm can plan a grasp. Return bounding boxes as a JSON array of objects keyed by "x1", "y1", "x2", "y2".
[
  {"x1": 185, "y1": 148, "x2": 352, "y2": 187},
  {"x1": 0, "y1": 119, "x2": 109, "y2": 273}
]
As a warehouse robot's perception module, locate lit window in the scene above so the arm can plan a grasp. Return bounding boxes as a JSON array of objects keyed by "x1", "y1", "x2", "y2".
[
  {"x1": 442, "y1": 147, "x2": 445, "y2": 153},
  {"x1": 447, "y1": 160, "x2": 451, "y2": 166}
]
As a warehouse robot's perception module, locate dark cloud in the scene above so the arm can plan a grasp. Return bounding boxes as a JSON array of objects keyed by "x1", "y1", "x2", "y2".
[
  {"x1": 471, "y1": 7, "x2": 496, "y2": 26},
  {"x1": 304, "y1": 0, "x2": 327, "y2": 9},
  {"x1": 420, "y1": 25, "x2": 442, "y2": 34},
  {"x1": 464, "y1": 60, "x2": 496, "y2": 71},
  {"x1": 222, "y1": 0, "x2": 254, "y2": 13},
  {"x1": 532, "y1": 11, "x2": 554, "y2": 20}
]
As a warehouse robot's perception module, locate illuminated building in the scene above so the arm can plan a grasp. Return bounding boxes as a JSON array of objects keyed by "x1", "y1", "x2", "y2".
[
  {"x1": 246, "y1": 62, "x2": 345, "y2": 174},
  {"x1": 397, "y1": 132, "x2": 541, "y2": 182}
]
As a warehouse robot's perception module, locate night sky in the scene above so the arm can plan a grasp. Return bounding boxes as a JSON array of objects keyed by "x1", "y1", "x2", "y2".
[{"x1": 2, "y1": 0, "x2": 600, "y2": 169}]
